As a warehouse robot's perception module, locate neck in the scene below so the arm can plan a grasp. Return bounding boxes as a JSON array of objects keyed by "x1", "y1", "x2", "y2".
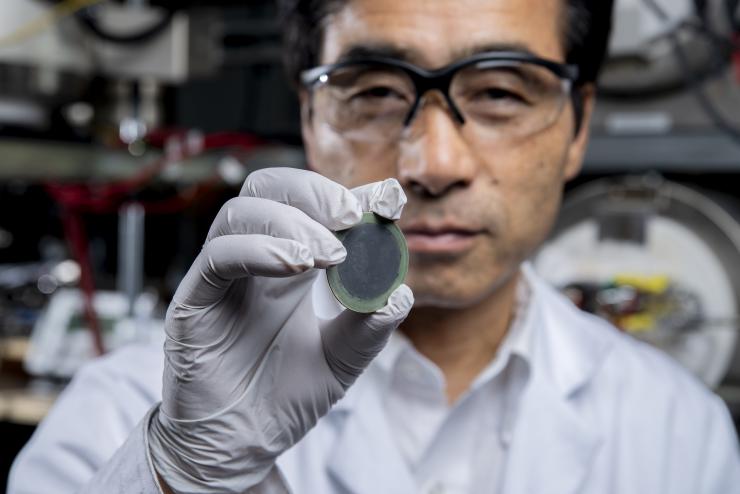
[{"x1": 401, "y1": 269, "x2": 521, "y2": 404}]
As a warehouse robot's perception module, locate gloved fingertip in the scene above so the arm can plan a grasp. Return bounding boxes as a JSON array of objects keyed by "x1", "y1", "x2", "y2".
[
  {"x1": 345, "y1": 203, "x2": 365, "y2": 227},
  {"x1": 385, "y1": 178, "x2": 406, "y2": 201},
  {"x1": 330, "y1": 244, "x2": 348, "y2": 264},
  {"x1": 330, "y1": 191, "x2": 364, "y2": 230},
  {"x1": 365, "y1": 284, "x2": 414, "y2": 331},
  {"x1": 371, "y1": 179, "x2": 407, "y2": 220},
  {"x1": 315, "y1": 242, "x2": 346, "y2": 268},
  {"x1": 386, "y1": 283, "x2": 414, "y2": 315}
]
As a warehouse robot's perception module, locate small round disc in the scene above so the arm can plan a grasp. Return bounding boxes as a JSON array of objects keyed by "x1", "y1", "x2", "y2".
[{"x1": 327, "y1": 212, "x2": 409, "y2": 313}]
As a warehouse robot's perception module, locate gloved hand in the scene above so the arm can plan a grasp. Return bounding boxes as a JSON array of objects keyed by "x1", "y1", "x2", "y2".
[{"x1": 148, "y1": 167, "x2": 413, "y2": 494}]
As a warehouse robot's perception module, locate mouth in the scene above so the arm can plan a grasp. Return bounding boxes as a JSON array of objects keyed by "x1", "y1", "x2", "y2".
[{"x1": 402, "y1": 223, "x2": 485, "y2": 255}]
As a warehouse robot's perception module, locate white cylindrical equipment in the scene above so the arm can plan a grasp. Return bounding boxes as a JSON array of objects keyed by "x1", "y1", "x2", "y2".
[{"x1": 535, "y1": 176, "x2": 740, "y2": 387}]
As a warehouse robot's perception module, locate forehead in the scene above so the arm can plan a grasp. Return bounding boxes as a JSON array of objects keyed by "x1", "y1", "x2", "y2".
[{"x1": 321, "y1": 0, "x2": 566, "y2": 68}]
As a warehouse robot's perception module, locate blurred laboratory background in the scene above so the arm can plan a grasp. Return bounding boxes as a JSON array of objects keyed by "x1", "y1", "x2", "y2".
[{"x1": 0, "y1": 0, "x2": 740, "y2": 489}]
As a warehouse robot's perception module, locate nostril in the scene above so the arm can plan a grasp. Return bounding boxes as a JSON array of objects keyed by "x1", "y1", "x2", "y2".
[
  {"x1": 408, "y1": 181, "x2": 432, "y2": 198},
  {"x1": 406, "y1": 179, "x2": 468, "y2": 199}
]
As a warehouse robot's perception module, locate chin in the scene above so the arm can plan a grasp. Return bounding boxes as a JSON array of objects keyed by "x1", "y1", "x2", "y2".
[
  {"x1": 406, "y1": 261, "x2": 521, "y2": 310},
  {"x1": 411, "y1": 295, "x2": 482, "y2": 310},
  {"x1": 407, "y1": 279, "x2": 503, "y2": 310}
]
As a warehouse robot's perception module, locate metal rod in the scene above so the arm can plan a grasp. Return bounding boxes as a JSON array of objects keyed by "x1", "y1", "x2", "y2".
[{"x1": 118, "y1": 202, "x2": 145, "y2": 317}]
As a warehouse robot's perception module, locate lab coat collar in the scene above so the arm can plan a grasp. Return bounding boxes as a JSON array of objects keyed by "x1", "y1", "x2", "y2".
[
  {"x1": 373, "y1": 268, "x2": 535, "y2": 384},
  {"x1": 326, "y1": 264, "x2": 613, "y2": 494},
  {"x1": 327, "y1": 365, "x2": 417, "y2": 494},
  {"x1": 368, "y1": 264, "x2": 606, "y2": 399},
  {"x1": 497, "y1": 264, "x2": 611, "y2": 493},
  {"x1": 522, "y1": 262, "x2": 613, "y2": 398}
]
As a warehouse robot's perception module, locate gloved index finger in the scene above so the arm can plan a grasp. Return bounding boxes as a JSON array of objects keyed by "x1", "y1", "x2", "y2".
[
  {"x1": 351, "y1": 178, "x2": 407, "y2": 221},
  {"x1": 241, "y1": 168, "x2": 363, "y2": 231}
]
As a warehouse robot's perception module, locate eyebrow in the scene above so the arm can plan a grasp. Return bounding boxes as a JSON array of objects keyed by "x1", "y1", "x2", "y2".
[
  {"x1": 337, "y1": 44, "x2": 417, "y2": 64},
  {"x1": 335, "y1": 41, "x2": 540, "y2": 68}
]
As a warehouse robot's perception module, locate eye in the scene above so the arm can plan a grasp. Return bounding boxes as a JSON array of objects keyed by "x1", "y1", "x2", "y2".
[
  {"x1": 352, "y1": 86, "x2": 406, "y2": 100},
  {"x1": 479, "y1": 87, "x2": 528, "y2": 104}
]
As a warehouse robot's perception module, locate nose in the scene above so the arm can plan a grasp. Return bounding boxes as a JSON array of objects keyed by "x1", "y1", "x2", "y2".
[{"x1": 397, "y1": 94, "x2": 479, "y2": 199}]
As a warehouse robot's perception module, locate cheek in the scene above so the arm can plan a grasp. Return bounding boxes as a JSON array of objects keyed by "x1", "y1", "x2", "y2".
[
  {"x1": 494, "y1": 138, "x2": 569, "y2": 250},
  {"x1": 307, "y1": 124, "x2": 399, "y2": 188}
]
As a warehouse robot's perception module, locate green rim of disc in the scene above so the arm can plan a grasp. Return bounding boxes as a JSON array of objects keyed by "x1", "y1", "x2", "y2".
[{"x1": 327, "y1": 212, "x2": 409, "y2": 313}]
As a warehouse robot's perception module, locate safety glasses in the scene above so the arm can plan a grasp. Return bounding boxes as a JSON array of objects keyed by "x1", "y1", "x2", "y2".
[{"x1": 301, "y1": 51, "x2": 579, "y2": 143}]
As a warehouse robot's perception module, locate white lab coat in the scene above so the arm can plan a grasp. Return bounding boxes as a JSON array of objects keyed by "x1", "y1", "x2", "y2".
[{"x1": 9, "y1": 265, "x2": 740, "y2": 494}]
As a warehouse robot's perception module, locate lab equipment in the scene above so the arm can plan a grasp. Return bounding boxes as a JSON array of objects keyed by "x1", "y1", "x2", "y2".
[{"x1": 535, "y1": 176, "x2": 740, "y2": 388}]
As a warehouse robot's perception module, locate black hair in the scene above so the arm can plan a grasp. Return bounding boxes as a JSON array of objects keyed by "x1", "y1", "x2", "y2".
[{"x1": 278, "y1": 0, "x2": 615, "y2": 131}]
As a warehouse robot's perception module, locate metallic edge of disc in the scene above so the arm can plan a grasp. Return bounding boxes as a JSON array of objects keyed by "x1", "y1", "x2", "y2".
[{"x1": 326, "y1": 212, "x2": 409, "y2": 313}]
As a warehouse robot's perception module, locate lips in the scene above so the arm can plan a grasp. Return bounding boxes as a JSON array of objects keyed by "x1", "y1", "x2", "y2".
[{"x1": 401, "y1": 222, "x2": 485, "y2": 254}]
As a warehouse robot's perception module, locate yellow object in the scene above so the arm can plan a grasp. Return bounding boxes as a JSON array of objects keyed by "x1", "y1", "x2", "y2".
[
  {"x1": 620, "y1": 313, "x2": 657, "y2": 334},
  {"x1": 614, "y1": 274, "x2": 671, "y2": 294},
  {"x1": 0, "y1": 0, "x2": 103, "y2": 48}
]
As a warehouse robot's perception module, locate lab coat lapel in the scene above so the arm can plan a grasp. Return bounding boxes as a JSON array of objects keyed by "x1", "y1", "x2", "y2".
[
  {"x1": 501, "y1": 270, "x2": 612, "y2": 494},
  {"x1": 501, "y1": 373, "x2": 602, "y2": 494},
  {"x1": 327, "y1": 371, "x2": 416, "y2": 494},
  {"x1": 325, "y1": 266, "x2": 613, "y2": 494}
]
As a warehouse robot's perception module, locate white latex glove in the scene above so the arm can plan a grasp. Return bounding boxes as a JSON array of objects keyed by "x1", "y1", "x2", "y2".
[{"x1": 148, "y1": 168, "x2": 413, "y2": 494}]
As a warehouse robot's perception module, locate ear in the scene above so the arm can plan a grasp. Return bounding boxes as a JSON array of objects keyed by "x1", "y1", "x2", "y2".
[
  {"x1": 563, "y1": 84, "x2": 595, "y2": 181},
  {"x1": 299, "y1": 88, "x2": 316, "y2": 171}
]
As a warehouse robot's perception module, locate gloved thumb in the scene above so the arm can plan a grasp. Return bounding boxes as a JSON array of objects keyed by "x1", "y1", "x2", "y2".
[{"x1": 321, "y1": 284, "x2": 414, "y2": 388}]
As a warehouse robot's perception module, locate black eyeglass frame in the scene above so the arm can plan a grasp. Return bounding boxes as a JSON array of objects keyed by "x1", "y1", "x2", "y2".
[{"x1": 300, "y1": 51, "x2": 580, "y2": 128}]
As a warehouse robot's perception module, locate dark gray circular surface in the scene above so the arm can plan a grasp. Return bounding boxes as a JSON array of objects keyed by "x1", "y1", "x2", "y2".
[{"x1": 337, "y1": 223, "x2": 401, "y2": 299}]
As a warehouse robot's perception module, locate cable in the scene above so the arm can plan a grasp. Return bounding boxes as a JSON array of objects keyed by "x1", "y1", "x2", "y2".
[
  {"x1": 601, "y1": 0, "x2": 740, "y2": 99},
  {"x1": 44, "y1": 131, "x2": 262, "y2": 353},
  {"x1": 642, "y1": 0, "x2": 740, "y2": 146},
  {"x1": 61, "y1": 210, "x2": 105, "y2": 355},
  {"x1": 44, "y1": 131, "x2": 262, "y2": 214},
  {"x1": 0, "y1": 0, "x2": 103, "y2": 49},
  {"x1": 686, "y1": 0, "x2": 740, "y2": 50},
  {"x1": 44, "y1": 131, "x2": 263, "y2": 216}
]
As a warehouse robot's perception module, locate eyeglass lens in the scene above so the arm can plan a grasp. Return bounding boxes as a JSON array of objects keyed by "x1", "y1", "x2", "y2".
[{"x1": 311, "y1": 60, "x2": 570, "y2": 143}]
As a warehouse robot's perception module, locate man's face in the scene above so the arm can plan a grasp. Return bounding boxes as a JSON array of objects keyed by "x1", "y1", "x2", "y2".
[{"x1": 301, "y1": 0, "x2": 593, "y2": 308}]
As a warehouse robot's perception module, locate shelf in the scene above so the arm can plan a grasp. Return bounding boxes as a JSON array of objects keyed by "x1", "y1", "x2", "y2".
[
  {"x1": 584, "y1": 133, "x2": 740, "y2": 173},
  {"x1": 0, "y1": 138, "x2": 305, "y2": 183}
]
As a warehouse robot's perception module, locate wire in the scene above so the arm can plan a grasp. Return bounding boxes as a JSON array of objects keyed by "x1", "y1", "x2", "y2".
[
  {"x1": 0, "y1": 0, "x2": 103, "y2": 49},
  {"x1": 44, "y1": 131, "x2": 262, "y2": 214},
  {"x1": 685, "y1": 0, "x2": 740, "y2": 50},
  {"x1": 44, "y1": 131, "x2": 262, "y2": 353},
  {"x1": 602, "y1": 0, "x2": 740, "y2": 99},
  {"x1": 61, "y1": 210, "x2": 105, "y2": 355},
  {"x1": 641, "y1": 0, "x2": 740, "y2": 146}
]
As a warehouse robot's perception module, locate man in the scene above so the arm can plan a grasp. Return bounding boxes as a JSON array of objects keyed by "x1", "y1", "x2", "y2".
[{"x1": 9, "y1": 0, "x2": 740, "y2": 492}]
